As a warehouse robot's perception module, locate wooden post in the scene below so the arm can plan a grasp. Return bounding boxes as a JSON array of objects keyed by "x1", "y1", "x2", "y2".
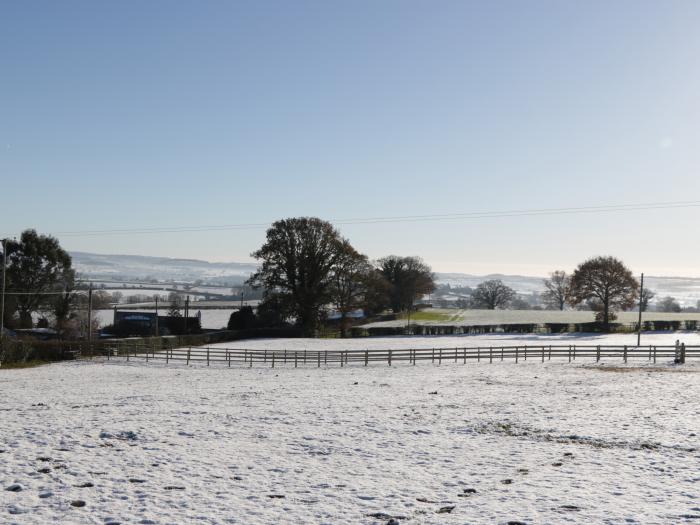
[
  {"x1": 477, "y1": 347, "x2": 481, "y2": 363},
  {"x1": 438, "y1": 348, "x2": 442, "y2": 365},
  {"x1": 454, "y1": 348, "x2": 458, "y2": 363},
  {"x1": 388, "y1": 350, "x2": 392, "y2": 366},
  {"x1": 432, "y1": 348, "x2": 435, "y2": 363},
  {"x1": 294, "y1": 351, "x2": 297, "y2": 368},
  {"x1": 648, "y1": 345, "x2": 652, "y2": 361},
  {"x1": 501, "y1": 347, "x2": 504, "y2": 361},
  {"x1": 249, "y1": 351, "x2": 253, "y2": 368},
  {"x1": 490, "y1": 346, "x2": 493, "y2": 363},
  {"x1": 541, "y1": 346, "x2": 544, "y2": 363},
  {"x1": 325, "y1": 351, "x2": 327, "y2": 365},
  {"x1": 341, "y1": 351, "x2": 344, "y2": 367},
  {"x1": 304, "y1": 349, "x2": 307, "y2": 364},
  {"x1": 596, "y1": 345, "x2": 600, "y2": 362},
  {"x1": 365, "y1": 350, "x2": 368, "y2": 366},
  {"x1": 272, "y1": 353, "x2": 275, "y2": 368},
  {"x1": 187, "y1": 346, "x2": 191, "y2": 364},
  {"x1": 515, "y1": 346, "x2": 518, "y2": 363},
  {"x1": 244, "y1": 349, "x2": 247, "y2": 365},
  {"x1": 568, "y1": 345, "x2": 571, "y2": 363},
  {"x1": 264, "y1": 350, "x2": 267, "y2": 363},
  {"x1": 524, "y1": 346, "x2": 527, "y2": 361},
  {"x1": 228, "y1": 350, "x2": 231, "y2": 367},
  {"x1": 548, "y1": 345, "x2": 551, "y2": 360},
  {"x1": 317, "y1": 351, "x2": 320, "y2": 367},
  {"x1": 573, "y1": 346, "x2": 576, "y2": 361},
  {"x1": 680, "y1": 343, "x2": 686, "y2": 364},
  {"x1": 463, "y1": 347, "x2": 466, "y2": 364},
  {"x1": 624, "y1": 345, "x2": 628, "y2": 363},
  {"x1": 284, "y1": 349, "x2": 287, "y2": 364},
  {"x1": 166, "y1": 348, "x2": 169, "y2": 364},
  {"x1": 207, "y1": 347, "x2": 210, "y2": 366},
  {"x1": 653, "y1": 346, "x2": 656, "y2": 363}
]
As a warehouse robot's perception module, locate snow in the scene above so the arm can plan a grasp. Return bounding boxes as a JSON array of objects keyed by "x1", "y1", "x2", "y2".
[
  {"x1": 204, "y1": 331, "x2": 700, "y2": 351},
  {"x1": 2, "y1": 333, "x2": 699, "y2": 524}
]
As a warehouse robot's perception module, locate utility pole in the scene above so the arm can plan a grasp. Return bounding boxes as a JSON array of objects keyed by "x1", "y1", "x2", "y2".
[
  {"x1": 184, "y1": 295, "x2": 190, "y2": 334},
  {"x1": 0, "y1": 239, "x2": 7, "y2": 345},
  {"x1": 87, "y1": 283, "x2": 93, "y2": 343},
  {"x1": 154, "y1": 296, "x2": 159, "y2": 336},
  {"x1": 637, "y1": 273, "x2": 644, "y2": 347}
]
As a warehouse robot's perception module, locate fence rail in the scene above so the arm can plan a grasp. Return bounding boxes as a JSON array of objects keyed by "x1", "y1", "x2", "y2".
[{"x1": 87, "y1": 342, "x2": 697, "y2": 367}]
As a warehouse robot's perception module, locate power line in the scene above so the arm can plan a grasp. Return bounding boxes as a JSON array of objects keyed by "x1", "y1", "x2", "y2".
[{"x1": 2, "y1": 199, "x2": 700, "y2": 238}]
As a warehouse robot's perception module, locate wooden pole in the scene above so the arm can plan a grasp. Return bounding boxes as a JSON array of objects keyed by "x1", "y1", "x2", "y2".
[{"x1": 637, "y1": 273, "x2": 644, "y2": 347}]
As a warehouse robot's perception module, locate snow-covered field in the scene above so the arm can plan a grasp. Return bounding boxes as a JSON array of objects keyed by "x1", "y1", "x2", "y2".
[{"x1": 2, "y1": 333, "x2": 699, "y2": 524}]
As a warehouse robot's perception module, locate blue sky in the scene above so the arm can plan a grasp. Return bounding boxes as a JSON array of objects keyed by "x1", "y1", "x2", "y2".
[{"x1": 2, "y1": 1, "x2": 699, "y2": 276}]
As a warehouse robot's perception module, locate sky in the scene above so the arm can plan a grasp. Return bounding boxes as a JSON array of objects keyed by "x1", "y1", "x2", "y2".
[{"x1": 1, "y1": 1, "x2": 700, "y2": 277}]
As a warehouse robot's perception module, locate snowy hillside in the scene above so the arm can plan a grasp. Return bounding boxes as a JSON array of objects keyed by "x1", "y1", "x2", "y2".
[
  {"x1": 71, "y1": 252, "x2": 257, "y2": 284},
  {"x1": 2, "y1": 334, "x2": 699, "y2": 524}
]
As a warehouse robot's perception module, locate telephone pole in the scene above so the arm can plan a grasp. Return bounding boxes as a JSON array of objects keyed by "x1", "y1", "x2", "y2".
[
  {"x1": 87, "y1": 283, "x2": 93, "y2": 343},
  {"x1": 0, "y1": 239, "x2": 8, "y2": 344},
  {"x1": 637, "y1": 273, "x2": 644, "y2": 347}
]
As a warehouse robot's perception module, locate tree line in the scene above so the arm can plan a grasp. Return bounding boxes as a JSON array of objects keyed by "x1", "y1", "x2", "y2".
[{"x1": 232, "y1": 217, "x2": 437, "y2": 337}]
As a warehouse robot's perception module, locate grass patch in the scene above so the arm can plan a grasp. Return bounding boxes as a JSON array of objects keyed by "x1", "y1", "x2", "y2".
[
  {"x1": 0, "y1": 360, "x2": 54, "y2": 370},
  {"x1": 401, "y1": 311, "x2": 454, "y2": 322}
]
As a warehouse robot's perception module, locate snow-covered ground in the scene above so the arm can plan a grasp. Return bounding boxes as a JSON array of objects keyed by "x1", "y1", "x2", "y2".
[
  {"x1": 2, "y1": 334, "x2": 699, "y2": 524},
  {"x1": 204, "y1": 331, "x2": 700, "y2": 351}
]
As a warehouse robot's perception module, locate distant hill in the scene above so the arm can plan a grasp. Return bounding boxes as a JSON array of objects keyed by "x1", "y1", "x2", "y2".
[
  {"x1": 70, "y1": 252, "x2": 257, "y2": 285},
  {"x1": 71, "y1": 252, "x2": 700, "y2": 307}
]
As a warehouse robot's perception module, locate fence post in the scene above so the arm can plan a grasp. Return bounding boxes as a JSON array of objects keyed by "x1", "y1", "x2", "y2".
[
  {"x1": 272, "y1": 353, "x2": 275, "y2": 368},
  {"x1": 325, "y1": 351, "x2": 328, "y2": 365},
  {"x1": 388, "y1": 350, "x2": 392, "y2": 366},
  {"x1": 515, "y1": 346, "x2": 518, "y2": 363},
  {"x1": 304, "y1": 349, "x2": 307, "y2": 364},
  {"x1": 541, "y1": 346, "x2": 544, "y2": 363},
  {"x1": 438, "y1": 348, "x2": 442, "y2": 365},
  {"x1": 501, "y1": 347, "x2": 504, "y2": 361},
  {"x1": 317, "y1": 351, "x2": 320, "y2": 367},
  {"x1": 264, "y1": 350, "x2": 267, "y2": 364},
  {"x1": 624, "y1": 345, "x2": 628, "y2": 363},
  {"x1": 573, "y1": 346, "x2": 576, "y2": 361},
  {"x1": 524, "y1": 346, "x2": 527, "y2": 361},
  {"x1": 207, "y1": 347, "x2": 210, "y2": 366},
  {"x1": 653, "y1": 346, "x2": 656, "y2": 363},
  {"x1": 648, "y1": 345, "x2": 652, "y2": 361},
  {"x1": 568, "y1": 345, "x2": 571, "y2": 363},
  {"x1": 365, "y1": 350, "x2": 368, "y2": 366},
  {"x1": 187, "y1": 347, "x2": 191, "y2": 365},
  {"x1": 548, "y1": 345, "x2": 551, "y2": 360},
  {"x1": 341, "y1": 351, "x2": 344, "y2": 368},
  {"x1": 455, "y1": 348, "x2": 458, "y2": 363},
  {"x1": 166, "y1": 348, "x2": 169, "y2": 364},
  {"x1": 477, "y1": 347, "x2": 481, "y2": 363},
  {"x1": 249, "y1": 351, "x2": 253, "y2": 368},
  {"x1": 490, "y1": 347, "x2": 493, "y2": 363},
  {"x1": 228, "y1": 350, "x2": 231, "y2": 367},
  {"x1": 294, "y1": 351, "x2": 297, "y2": 368},
  {"x1": 284, "y1": 349, "x2": 287, "y2": 364},
  {"x1": 596, "y1": 345, "x2": 600, "y2": 362},
  {"x1": 432, "y1": 348, "x2": 435, "y2": 363},
  {"x1": 681, "y1": 343, "x2": 686, "y2": 364}
]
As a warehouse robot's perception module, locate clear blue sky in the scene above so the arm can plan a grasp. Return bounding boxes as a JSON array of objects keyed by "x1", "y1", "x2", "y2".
[{"x1": 2, "y1": 1, "x2": 699, "y2": 276}]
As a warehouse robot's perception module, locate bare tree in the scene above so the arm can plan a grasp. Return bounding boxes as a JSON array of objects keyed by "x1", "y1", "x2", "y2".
[
  {"x1": 639, "y1": 288, "x2": 655, "y2": 312},
  {"x1": 330, "y1": 241, "x2": 372, "y2": 337},
  {"x1": 378, "y1": 256, "x2": 436, "y2": 313},
  {"x1": 472, "y1": 280, "x2": 516, "y2": 309},
  {"x1": 248, "y1": 217, "x2": 346, "y2": 336},
  {"x1": 657, "y1": 296, "x2": 681, "y2": 313},
  {"x1": 541, "y1": 271, "x2": 570, "y2": 310},
  {"x1": 568, "y1": 256, "x2": 638, "y2": 326}
]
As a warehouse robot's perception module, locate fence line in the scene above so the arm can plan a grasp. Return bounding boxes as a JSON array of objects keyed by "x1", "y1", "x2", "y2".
[{"x1": 86, "y1": 342, "x2": 696, "y2": 367}]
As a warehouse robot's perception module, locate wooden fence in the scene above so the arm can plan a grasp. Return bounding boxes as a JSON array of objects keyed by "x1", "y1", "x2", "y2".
[{"x1": 89, "y1": 342, "x2": 697, "y2": 367}]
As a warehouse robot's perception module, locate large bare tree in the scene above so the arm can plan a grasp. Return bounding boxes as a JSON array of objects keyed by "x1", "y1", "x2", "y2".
[
  {"x1": 248, "y1": 217, "x2": 346, "y2": 336},
  {"x1": 378, "y1": 256, "x2": 435, "y2": 313},
  {"x1": 330, "y1": 241, "x2": 372, "y2": 337},
  {"x1": 568, "y1": 256, "x2": 638, "y2": 326},
  {"x1": 541, "y1": 270, "x2": 570, "y2": 310},
  {"x1": 472, "y1": 279, "x2": 515, "y2": 310}
]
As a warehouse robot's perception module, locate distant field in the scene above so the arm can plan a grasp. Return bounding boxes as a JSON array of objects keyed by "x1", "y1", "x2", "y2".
[{"x1": 363, "y1": 308, "x2": 700, "y2": 328}]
